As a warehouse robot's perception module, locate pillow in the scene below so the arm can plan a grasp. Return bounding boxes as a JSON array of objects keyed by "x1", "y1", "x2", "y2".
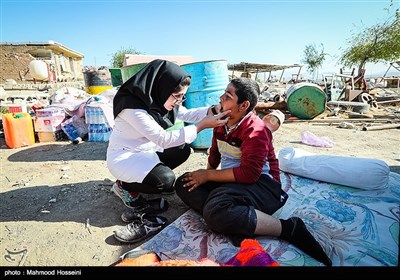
[{"x1": 278, "y1": 147, "x2": 390, "y2": 190}]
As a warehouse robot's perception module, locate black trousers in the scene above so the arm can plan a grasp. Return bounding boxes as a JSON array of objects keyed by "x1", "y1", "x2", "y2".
[
  {"x1": 122, "y1": 143, "x2": 191, "y2": 194},
  {"x1": 175, "y1": 173, "x2": 287, "y2": 237}
]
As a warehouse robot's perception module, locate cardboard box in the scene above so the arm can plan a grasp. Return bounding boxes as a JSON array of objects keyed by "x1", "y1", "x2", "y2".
[
  {"x1": 38, "y1": 132, "x2": 57, "y2": 142},
  {"x1": 344, "y1": 88, "x2": 362, "y2": 102},
  {"x1": 35, "y1": 107, "x2": 65, "y2": 118},
  {"x1": 37, "y1": 130, "x2": 66, "y2": 142},
  {"x1": 34, "y1": 115, "x2": 65, "y2": 132}
]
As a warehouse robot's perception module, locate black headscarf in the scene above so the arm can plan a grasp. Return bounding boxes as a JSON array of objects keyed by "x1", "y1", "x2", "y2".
[{"x1": 113, "y1": 59, "x2": 190, "y2": 129}]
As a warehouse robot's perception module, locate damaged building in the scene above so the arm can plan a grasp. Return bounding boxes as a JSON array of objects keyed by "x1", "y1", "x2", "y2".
[{"x1": 0, "y1": 41, "x2": 85, "y2": 101}]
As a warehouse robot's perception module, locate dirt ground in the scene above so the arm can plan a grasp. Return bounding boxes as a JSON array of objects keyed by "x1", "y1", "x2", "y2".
[{"x1": 0, "y1": 112, "x2": 399, "y2": 267}]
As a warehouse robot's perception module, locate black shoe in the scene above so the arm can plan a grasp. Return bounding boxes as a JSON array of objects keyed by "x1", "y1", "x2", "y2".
[
  {"x1": 120, "y1": 198, "x2": 169, "y2": 223},
  {"x1": 120, "y1": 210, "x2": 143, "y2": 224},
  {"x1": 114, "y1": 214, "x2": 168, "y2": 244}
]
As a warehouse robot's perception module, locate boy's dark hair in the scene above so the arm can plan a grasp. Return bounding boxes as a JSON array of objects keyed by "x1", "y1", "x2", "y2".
[{"x1": 230, "y1": 78, "x2": 260, "y2": 113}]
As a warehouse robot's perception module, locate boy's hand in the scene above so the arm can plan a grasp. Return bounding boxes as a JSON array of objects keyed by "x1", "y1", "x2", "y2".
[{"x1": 182, "y1": 170, "x2": 208, "y2": 192}]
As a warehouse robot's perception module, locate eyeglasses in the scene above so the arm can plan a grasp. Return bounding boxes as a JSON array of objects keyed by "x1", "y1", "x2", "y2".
[{"x1": 172, "y1": 94, "x2": 186, "y2": 104}]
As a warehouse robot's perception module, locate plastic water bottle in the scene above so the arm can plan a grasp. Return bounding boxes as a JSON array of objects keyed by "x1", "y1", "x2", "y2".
[
  {"x1": 98, "y1": 124, "x2": 104, "y2": 141},
  {"x1": 88, "y1": 124, "x2": 96, "y2": 141},
  {"x1": 93, "y1": 124, "x2": 99, "y2": 141}
]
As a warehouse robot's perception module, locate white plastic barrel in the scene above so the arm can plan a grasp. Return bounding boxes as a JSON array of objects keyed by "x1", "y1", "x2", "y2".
[{"x1": 29, "y1": 60, "x2": 48, "y2": 80}]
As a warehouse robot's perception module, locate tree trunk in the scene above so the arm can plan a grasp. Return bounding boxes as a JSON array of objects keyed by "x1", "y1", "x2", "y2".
[{"x1": 358, "y1": 59, "x2": 367, "y2": 75}]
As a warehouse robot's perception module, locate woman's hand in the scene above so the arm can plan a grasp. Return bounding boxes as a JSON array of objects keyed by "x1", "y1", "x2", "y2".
[
  {"x1": 182, "y1": 170, "x2": 208, "y2": 192},
  {"x1": 196, "y1": 110, "x2": 230, "y2": 132}
]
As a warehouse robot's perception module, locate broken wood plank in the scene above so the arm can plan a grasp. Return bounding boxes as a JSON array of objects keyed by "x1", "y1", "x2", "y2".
[
  {"x1": 285, "y1": 118, "x2": 398, "y2": 123},
  {"x1": 255, "y1": 101, "x2": 287, "y2": 110},
  {"x1": 362, "y1": 124, "x2": 400, "y2": 131},
  {"x1": 376, "y1": 99, "x2": 400, "y2": 104}
]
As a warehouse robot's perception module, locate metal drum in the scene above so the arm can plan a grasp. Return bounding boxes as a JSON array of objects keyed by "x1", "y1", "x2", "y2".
[
  {"x1": 83, "y1": 69, "x2": 112, "y2": 95},
  {"x1": 286, "y1": 82, "x2": 327, "y2": 119},
  {"x1": 181, "y1": 60, "x2": 229, "y2": 149}
]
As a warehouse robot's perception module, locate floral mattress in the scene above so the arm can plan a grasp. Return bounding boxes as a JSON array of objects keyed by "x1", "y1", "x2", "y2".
[{"x1": 121, "y1": 171, "x2": 400, "y2": 266}]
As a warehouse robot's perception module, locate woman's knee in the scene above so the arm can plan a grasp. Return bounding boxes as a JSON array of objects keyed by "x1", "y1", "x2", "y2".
[
  {"x1": 143, "y1": 165, "x2": 176, "y2": 192},
  {"x1": 158, "y1": 172, "x2": 175, "y2": 192}
]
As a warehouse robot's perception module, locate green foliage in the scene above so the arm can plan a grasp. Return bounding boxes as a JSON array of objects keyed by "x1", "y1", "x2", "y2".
[
  {"x1": 301, "y1": 43, "x2": 327, "y2": 78},
  {"x1": 339, "y1": 1, "x2": 400, "y2": 72},
  {"x1": 110, "y1": 47, "x2": 142, "y2": 68}
]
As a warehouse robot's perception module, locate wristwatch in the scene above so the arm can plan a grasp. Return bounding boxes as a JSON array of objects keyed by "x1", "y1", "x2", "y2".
[{"x1": 210, "y1": 105, "x2": 218, "y2": 115}]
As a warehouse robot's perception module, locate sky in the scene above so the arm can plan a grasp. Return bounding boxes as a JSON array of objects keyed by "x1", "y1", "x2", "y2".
[{"x1": 1, "y1": 0, "x2": 399, "y2": 79}]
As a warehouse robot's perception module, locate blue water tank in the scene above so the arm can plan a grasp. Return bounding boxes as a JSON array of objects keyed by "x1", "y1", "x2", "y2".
[{"x1": 181, "y1": 60, "x2": 229, "y2": 149}]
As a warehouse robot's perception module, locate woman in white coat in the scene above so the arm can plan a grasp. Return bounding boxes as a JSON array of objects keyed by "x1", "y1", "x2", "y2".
[{"x1": 106, "y1": 59, "x2": 229, "y2": 224}]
